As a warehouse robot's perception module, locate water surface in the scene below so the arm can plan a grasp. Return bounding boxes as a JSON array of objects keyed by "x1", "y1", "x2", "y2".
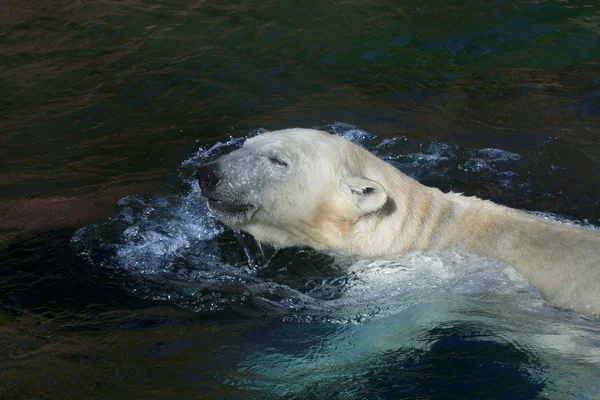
[{"x1": 1, "y1": 1, "x2": 599, "y2": 399}]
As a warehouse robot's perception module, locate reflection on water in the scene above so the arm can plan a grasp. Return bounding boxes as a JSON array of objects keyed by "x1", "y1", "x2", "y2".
[{"x1": 1, "y1": 0, "x2": 600, "y2": 398}]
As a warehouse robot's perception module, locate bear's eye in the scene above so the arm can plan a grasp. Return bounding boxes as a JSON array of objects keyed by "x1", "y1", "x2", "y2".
[{"x1": 269, "y1": 156, "x2": 288, "y2": 168}]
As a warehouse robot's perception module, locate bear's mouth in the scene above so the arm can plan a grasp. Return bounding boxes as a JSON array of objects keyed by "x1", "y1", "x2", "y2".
[{"x1": 206, "y1": 198, "x2": 255, "y2": 217}]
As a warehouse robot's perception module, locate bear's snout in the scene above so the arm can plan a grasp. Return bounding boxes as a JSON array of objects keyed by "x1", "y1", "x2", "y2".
[{"x1": 197, "y1": 162, "x2": 221, "y2": 195}]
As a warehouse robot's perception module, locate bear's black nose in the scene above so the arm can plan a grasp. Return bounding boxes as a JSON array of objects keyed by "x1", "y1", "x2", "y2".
[{"x1": 197, "y1": 162, "x2": 221, "y2": 194}]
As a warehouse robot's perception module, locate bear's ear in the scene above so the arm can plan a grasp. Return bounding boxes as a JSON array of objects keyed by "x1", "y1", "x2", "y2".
[{"x1": 344, "y1": 176, "x2": 388, "y2": 216}]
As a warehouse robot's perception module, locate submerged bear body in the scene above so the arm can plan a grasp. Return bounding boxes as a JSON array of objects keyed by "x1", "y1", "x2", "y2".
[{"x1": 197, "y1": 128, "x2": 600, "y2": 316}]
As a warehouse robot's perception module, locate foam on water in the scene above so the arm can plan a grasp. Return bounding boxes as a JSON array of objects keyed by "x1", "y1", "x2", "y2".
[{"x1": 72, "y1": 123, "x2": 600, "y2": 398}]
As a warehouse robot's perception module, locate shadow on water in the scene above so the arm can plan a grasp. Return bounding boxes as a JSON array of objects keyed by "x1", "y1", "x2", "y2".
[{"x1": 0, "y1": 230, "x2": 259, "y2": 399}]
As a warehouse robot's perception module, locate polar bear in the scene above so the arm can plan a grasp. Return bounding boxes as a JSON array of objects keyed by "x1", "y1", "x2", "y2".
[{"x1": 197, "y1": 128, "x2": 600, "y2": 316}]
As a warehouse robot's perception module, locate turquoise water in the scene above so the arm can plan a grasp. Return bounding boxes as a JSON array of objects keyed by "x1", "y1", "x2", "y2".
[{"x1": 1, "y1": 1, "x2": 599, "y2": 399}]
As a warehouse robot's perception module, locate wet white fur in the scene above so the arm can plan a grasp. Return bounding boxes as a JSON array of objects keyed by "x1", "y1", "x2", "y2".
[{"x1": 209, "y1": 129, "x2": 600, "y2": 316}]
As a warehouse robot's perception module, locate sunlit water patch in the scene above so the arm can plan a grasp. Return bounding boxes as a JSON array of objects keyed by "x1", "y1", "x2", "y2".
[{"x1": 72, "y1": 123, "x2": 600, "y2": 398}]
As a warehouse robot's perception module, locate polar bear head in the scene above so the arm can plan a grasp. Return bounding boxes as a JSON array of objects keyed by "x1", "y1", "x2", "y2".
[{"x1": 197, "y1": 129, "x2": 397, "y2": 252}]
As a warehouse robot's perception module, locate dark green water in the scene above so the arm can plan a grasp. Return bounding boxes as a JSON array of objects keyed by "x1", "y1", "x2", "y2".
[{"x1": 1, "y1": 0, "x2": 600, "y2": 399}]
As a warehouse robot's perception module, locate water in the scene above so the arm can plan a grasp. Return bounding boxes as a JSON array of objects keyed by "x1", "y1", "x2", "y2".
[
  {"x1": 67, "y1": 123, "x2": 600, "y2": 398},
  {"x1": 1, "y1": 1, "x2": 600, "y2": 399}
]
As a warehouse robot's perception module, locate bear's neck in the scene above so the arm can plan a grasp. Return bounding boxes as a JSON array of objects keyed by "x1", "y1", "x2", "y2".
[
  {"x1": 385, "y1": 184, "x2": 572, "y2": 262},
  {"x1": 391, "y1": 186, "x2": 513, "y2": 256}
]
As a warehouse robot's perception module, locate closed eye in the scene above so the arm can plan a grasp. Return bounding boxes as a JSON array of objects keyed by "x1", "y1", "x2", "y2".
[{"x1": 269, "y1": 156, "x2": 288, "y2": 167}]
